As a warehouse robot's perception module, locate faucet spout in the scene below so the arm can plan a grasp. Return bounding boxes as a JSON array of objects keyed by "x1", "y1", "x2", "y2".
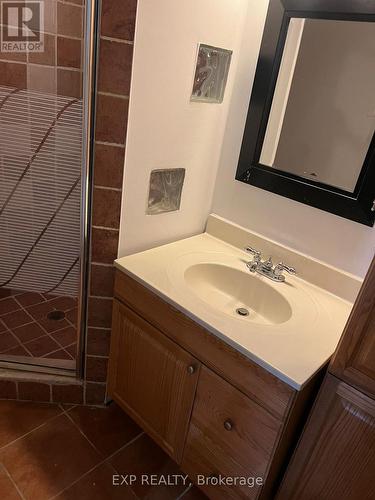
[{"x1": 244, "y1": 246, "x2": 296, "y2": 283}]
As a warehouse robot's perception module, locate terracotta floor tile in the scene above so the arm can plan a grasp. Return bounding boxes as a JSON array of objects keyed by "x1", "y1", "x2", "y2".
[
  {"x1": 110, "y1": 434, "x2": 187, "y2": 499},
  {"x1": 48, "y1": 296, "x2": 78, "y2": 312},
  {"x1": 67, "y1": 403, "x2": 142, "y2": 458},
  {"x1": 66, "y1": 307, "x2": 78, "y2": 325},
  {"x1": 1, "y1": 310, "x2": 33, "y2": 330},
  {"x1": 37, "y1": 316, "x2": 70, "y2": 333},
  {"x1": 23, "y1": 335, "x2": 60, "y2": 357},
  {"x1": 26, "y1": 301, "x2": 55, "y2": 320},
  {"x1": 182, "y1": 485, "x2": 208, "y2": 499},
  {"x1": 0, "y1": 414, "x2": 101, "y2": 500},
  {"x1": 2, "y1": 345, "x2": 31, "y2": 357},
  {"x1": 0, "y1": 297, "x2": 20, "y2": 316},
  {"x1": 51, "y1": 326, "x2": 77, "y2": 347},
  {"x1": 0, "y1": 292, "x2": 78, "y2": 362},
  {"x1": 0, "y1": 331, "x2": 19, "y2": 352},
  {"x1": 12, "y1": 322, "x2": 45, "y2": 343},
  {"x1": 54, "y1": 461, "x2": 135, "y2": 500},
  {"x1": 16, "y1": 292, "x2": 45, "y2": 307},
  {"x1": 0, "y1": 401, "x2": 62, "y2": 448},
  {"x1": 0, "y1": 464, "x2": 22, "y2": 499},
  {"x1": 44, "y1": 348, "x2": 72, "y2": 360},
  {"x1": 0, "y1": 288, "x2": 12, "y2": 299},
  {"x1": 65, "y1": 343, "x2": 77, "y2": 358}
]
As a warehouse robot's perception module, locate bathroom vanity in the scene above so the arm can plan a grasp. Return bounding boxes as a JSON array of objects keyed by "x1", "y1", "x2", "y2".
[{"x1": 108, "y1": 215, "x2": 359, "y2": 499}]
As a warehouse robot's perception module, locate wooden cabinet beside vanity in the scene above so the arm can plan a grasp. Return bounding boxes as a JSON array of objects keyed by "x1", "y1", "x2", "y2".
[
  {"x1": 277, "y1": 257, "x2": 375, "y2": 499},
  {"x1": 108, "y1": 270, "x2": 322, "y2": 499}
]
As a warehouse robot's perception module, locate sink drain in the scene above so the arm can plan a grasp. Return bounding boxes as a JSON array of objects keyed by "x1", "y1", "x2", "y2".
[
  {"x1": 47, "y1": 310, "x2": 66, "y2": 321},
  {"x1": 236, "y1": 307, "x2": 249, "y2": 317}
]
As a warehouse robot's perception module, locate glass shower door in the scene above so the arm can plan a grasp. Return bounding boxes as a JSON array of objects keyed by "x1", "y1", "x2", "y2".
[{"x1": 0, "y1": 0, "x2": 89, "y2": 372}]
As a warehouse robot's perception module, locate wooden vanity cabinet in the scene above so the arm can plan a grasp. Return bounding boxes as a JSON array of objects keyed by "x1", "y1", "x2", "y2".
[
  {"x1": 277, "y1": 257, "x2": 375, "y2": 498},
  {"x1": 108, "y1": 300, "x2": 200, "y2": 463},
  {"x1": 108, "y1": 270, "x2": 323, "y2": 499},
  {"x1": 277, "y1": 374, "x2": 375, "y2": 500},
  {"x1": 329, "y1": 258, "x2": 375, "y2": 399},
  {"x1": 182, "y1": 366, "x2": 282, "y2": 499}
]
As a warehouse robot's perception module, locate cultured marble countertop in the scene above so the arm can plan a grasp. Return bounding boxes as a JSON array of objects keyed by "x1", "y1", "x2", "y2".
[{"x1": 114, "y1": 216, "x2": 359, "y2": 390}]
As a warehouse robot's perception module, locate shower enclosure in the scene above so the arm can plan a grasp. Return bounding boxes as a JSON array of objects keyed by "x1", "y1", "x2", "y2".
[{"x1": 0, "y1": 0, "x2": 96, "y2": 375}]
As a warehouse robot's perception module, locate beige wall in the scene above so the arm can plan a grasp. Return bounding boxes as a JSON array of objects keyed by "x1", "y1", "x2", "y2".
[
  {"x1": 119, "y1": 0, "x2": 375, "y2": 278},
  {"x1": 118, "y1": 0, "x2": 248, "y2": 256},
  {"x1": 211, "y1": 0, "x2": 375, "y2": 278}
]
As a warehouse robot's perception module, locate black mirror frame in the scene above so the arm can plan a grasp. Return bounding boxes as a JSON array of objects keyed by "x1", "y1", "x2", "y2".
[{"x1": 236, "y1": 0, "x2": 375, "y2": 226}]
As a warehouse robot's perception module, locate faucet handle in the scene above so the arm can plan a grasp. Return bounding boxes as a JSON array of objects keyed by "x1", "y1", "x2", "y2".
[
  {"x1": 245, "y1": 246, "x2": 261, "y2": 259},
  {"x1": 274, "y1": 262, "x2": 297, "y2": 275}
]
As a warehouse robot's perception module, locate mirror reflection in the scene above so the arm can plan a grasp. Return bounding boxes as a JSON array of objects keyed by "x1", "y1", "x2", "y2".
[{"x1": 260, "y1": 18, "x2": 375, "y2": 192}]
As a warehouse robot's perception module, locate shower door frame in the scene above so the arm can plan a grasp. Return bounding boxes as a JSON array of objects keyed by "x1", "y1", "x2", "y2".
[
  {"x1": 0, "y1": 0, "x2": 100, "y2": 379},
  {"x1": 75, "y1": 0, "x2": 101, "y2": 379}
]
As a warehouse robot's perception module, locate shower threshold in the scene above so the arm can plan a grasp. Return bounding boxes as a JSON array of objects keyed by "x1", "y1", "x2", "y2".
[{"x1": 0, "y1": 355, "x2": 75, "y2": 377}]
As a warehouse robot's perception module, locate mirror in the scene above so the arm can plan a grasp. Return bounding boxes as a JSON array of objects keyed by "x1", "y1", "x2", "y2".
[
  {"x1": 260, "y1": 18, "x2": 375, "y2": 193},
  {"x1": 236, "y1": 0, "x2": 375, "y2": 227}
]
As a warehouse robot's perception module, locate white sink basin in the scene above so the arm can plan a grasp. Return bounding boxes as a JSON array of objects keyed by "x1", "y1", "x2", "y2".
[
  {"x1": 184, "y1": 263, "x2": 292, "y2": 325},
  {"x1": 115, "y1": 226, "x2": 354, "y2": 389}
]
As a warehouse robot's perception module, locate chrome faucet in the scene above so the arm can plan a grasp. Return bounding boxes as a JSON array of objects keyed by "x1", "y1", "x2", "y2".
[{"x1": 245, "y1": 247, "x2": 296, "y2": 283}]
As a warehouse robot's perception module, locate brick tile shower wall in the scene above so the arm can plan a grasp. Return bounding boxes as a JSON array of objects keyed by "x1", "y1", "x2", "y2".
[
  {"x1": 85, "y1": 0, "x2": 137, "y2": 405},
  {"x1": 0, "y1": 0, "x2": 84, "y2": 97},
  {"x1": 0, "y1": 0, "x2": 138, "y2": 405}
]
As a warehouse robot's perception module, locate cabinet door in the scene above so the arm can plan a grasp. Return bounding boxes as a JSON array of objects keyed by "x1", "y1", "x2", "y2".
[
  {"x1": 278, "y1": 374, "x2": 375, "y2": 500},
  {"x1": 330, "y1": 256, "x2": 375, "y2": 399},
  {"x1": 182, "y1": 366, "x2": 282, "y2": 500},
  {"x1": 108, "y1": 299, "x2": 200, "y2": 463}
]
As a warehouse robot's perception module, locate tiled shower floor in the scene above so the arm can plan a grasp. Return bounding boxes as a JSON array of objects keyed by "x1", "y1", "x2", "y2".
[{"x1": 0, "y1": 291, "x2": 77, "y2": 362}]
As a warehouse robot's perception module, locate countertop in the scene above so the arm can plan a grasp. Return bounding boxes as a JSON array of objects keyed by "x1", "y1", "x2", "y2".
[{"x1": 115, "y1": 225, "x2": 355, "y2": 390}]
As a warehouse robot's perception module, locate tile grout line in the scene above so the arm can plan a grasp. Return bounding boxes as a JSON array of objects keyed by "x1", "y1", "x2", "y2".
[
  {"x1": 86, "y1": 326, "x2": 112, "y2": 331},
  {"x1": 62, "y1": 312, "x2": 78, "y2": 359},
  {"x1": 89, "y1": 295, "x2": 113, "y2": 300},
  {"x1": 92, "y1": 225, "x2": 119, "y2": 232},
  {"x1": 95, "y1": 140, "x2": 125, "y2": 148},
  {"x1": 0, "y1": 297, "x2": 78, "y2": 359},
  {"x1": 9, "y1": 296, "x2": 43, "y2": 356},
  {"x1": 177, "y1": 483, "x2": 195, "y2": 499},
  {"x1": 94, "y1": 185, "x2": 122, "y2": 192},
  {"x1": 63, "y1": 409, "x2": 105, "y2": 456},
  {"x1": 0, "y1": 407, "x2": 65, "y2": 452},
  {"x1": 0, "y1": 462, "x2": 27, "y2": 500},
  {"x1": 13, "y1": 295, "x2": 77, "y2": 360},
  {"x1": 100, "y1": 35, "x2": 134, "y2": 45},
  {"x1": 58, "y1": 0, "x2": 84, "y2": 8},
  {"x1": 49, "y1": 430, "x2": 145, "y2": 500},
  {"x1": 3, "y1": 326, "x2": 35, "y2": 357},
  {"x1": 18, "y1": 318, "x2": 74, "y2": 358},
  {"x1": 97, "y1": 91, "x2": 129, "y2": 100},
  {"x1": 91, "y1": 262, "x2": 114, "y2": 268},
  {"x1": 0, "y1": 59, "x2": 84, "y2": 71},
  {"x1": 8, "y1": 296, "x2": 66, "y2": 357}
]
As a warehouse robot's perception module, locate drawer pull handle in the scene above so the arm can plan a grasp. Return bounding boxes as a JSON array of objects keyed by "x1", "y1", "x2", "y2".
[
  {"x1": 187, "y1": 365, "x2": 196, "y2": 375},
  {"x1": 224, "y1": 419, "x2": 234, "y2": 431}
]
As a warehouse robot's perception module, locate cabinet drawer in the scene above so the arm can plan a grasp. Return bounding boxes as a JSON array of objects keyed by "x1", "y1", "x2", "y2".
[{"x1": 182, "y1": 366, "x2": 282, "y2": 499}]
